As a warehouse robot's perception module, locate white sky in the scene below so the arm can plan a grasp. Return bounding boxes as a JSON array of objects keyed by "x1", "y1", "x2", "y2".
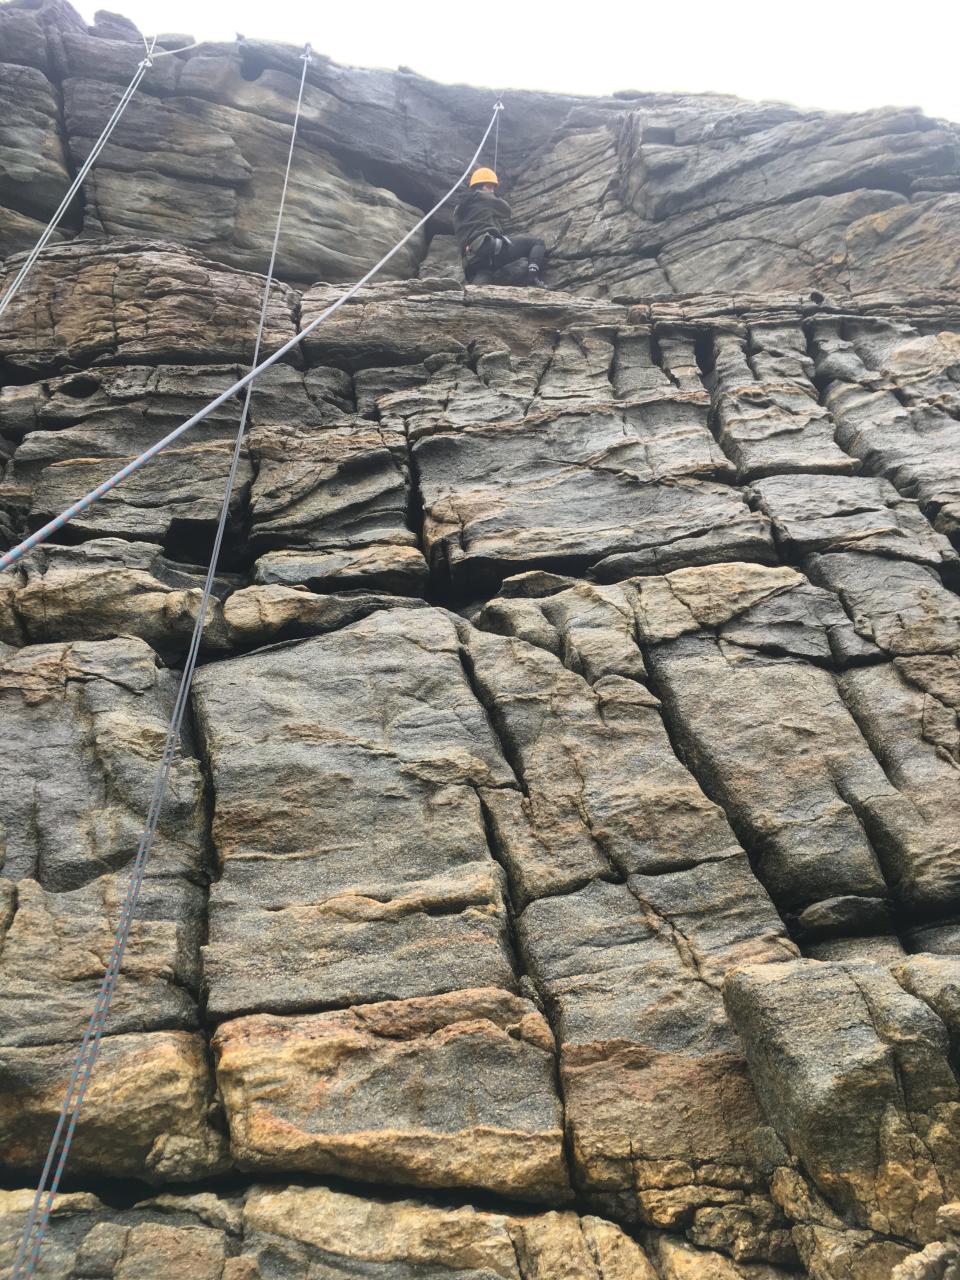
[{"x1": 71, "y1": 0, "x2": 960, "y2": 124}]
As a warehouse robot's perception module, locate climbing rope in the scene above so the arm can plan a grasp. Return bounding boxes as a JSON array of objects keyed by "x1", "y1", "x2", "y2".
[
  {"x1": 0, "y1": 99, "x2": 504, "y2": 572},
  {"x1": 8, "y1": 46, "x2": 316, "y2": 1280},
  {"x1": 142, "y1": 33, "x2": 208, "y2": 59},
  {"x1": 0, "y1": 33, "x2": 219, "y2": 321},
  {"x1": 493, "y1": 98, "x2": 503, "y2": 171},
  {"x1": 0, "y1": 41, "x2": 157, "y2": 319},
  {"x1": 9, "y1": 83, "x2": 503, "y2": 1278}
]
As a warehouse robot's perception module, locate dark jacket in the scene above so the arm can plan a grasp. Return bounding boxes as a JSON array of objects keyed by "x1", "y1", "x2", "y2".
[{"x1": 453, "y1": 189, "x2": 512, "y2": 253}]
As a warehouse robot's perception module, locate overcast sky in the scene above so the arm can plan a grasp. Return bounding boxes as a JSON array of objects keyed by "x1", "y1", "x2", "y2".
[{"x1": 72, "y1": 0, "x2": 960, "y2": 123}]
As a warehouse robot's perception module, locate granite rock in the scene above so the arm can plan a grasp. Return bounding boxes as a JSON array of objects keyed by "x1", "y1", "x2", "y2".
[
  {"x1": 725, "y1": 960, "x2": 960, "y2": 1244},
  {"x1": 0, "y1": 635, "x2": 206, "y2": 889},
  {"x1": 0, "y1": 241, "x2": 298, "y2": 371},
  {"x1": 0, "y1": 1181, "x2": 760, "y2": 1279},
  {"x1": 213, "y1": 988, "x2": 568, "y2": 1199},
  {"x1": 192, "y1": 608, "x2": 519, "y2": 1021},
  {"x1": 1, "y1": 8, "x2": 960, "y2": 1276},
  {"x1": 0, "y1": 1030, "x2": 227, "y2": 1181}
]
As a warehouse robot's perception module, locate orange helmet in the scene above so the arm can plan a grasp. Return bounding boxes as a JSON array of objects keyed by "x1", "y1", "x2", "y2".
[{"x1": 469, "y1": 167, "x2": 499, "y2": 187}]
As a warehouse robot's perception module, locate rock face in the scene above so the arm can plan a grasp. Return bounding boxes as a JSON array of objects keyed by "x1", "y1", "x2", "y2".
[
  {"x1": 2, "y1": 6, "x2": 959, "y2": 296},
  {"x1": 1, "y1": 3, "x2": 960, "y2": 1278}
]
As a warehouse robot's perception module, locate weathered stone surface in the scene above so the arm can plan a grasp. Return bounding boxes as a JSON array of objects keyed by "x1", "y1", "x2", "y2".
[
  {"x1": 792, "y1": 895, "x2": 895, "y2": 943},
  {"x1": 0, "y1": 361, "x2": 244, "y2": 441},
  {"x1": 0, "y1": 636, "x2": 206, "y2": 889},
  {"x1": 840, "y1": 197, "x2": 960, "y2": 295},
  {"x1": 253, "y1": 545, "x2": 429, "y2": 595},
  {"x1": 638, "y1": 562, "x2": 959, "y2": 916},
  {"x1": 519, "y1": 876, "x2": 796, "y2": 1258},
  {"x1": 0, "y1": 62, "x2": 70, "y2": 239},
  {"x1": 3, "y1": 4, "x2": 959, "y2": 306},
  {"x1": 193, "y1": 608, "x2": 519, "y2": 1020},
  {"x1": 838, "y1": 663, "x2": 960, "y2": 911},
  {"x1": 213, "y1": 988, "x2": 567, "y2": 1199},
  {"x1": 63, "y1": 78, "x2": 426, "y2": 282},
  {"x1": 512, "y1": 101, "x2": 960, "y2": 298},
  {"x1": 242, "y1": 1184, "x2": 656, "y2": 1279},
  {"x1": 0, "y1": 364, "x2": 256, "y2": 556},
  {"x1": 464, "y1": 620, "x2": 746, "y2": 903},
  {"x1": 419, "y1": 232, "x2": 462, "y2": 280},
  {"x1": 2, "y1": 8, "x2": 960, "y2": 1274},
  {"x1": 416, "y1": 404, "x2": 770, "y2": 590},
  {"x1": 805, "y1": 935, "x2": 908, "y2": 963},
  {"x1": 0, "y1": 539, "x2": 235, "y2": 651},
  {"x1": 0, "y1": 1030, "x2": 227, "y2": 1181},
  {"x1": 725, "y1": 960, "x2": 960, "y2": 1243},
  {"x1": 907, "y1": 922, "x2": 960, "y2": 956},
  {"x1": 890, "y1": 1204, "x2": 960, "y2": 1280},
  {"x1": 0, "y1": 0, "x2": 88, "y2": 75},
  {"x1": 710, "y1": 323, "x2": 857, "y2": 480},
  {"x1": 222, "y1": 583, "x2": 428, "y2": 648},
  {"x1": 0, "y1": 1181, "x2": 698, "y2": 1279},
  {"x1": 0, "y1": 872, "x2": 202, "y2": 1046},
  {"x1": 51, "y1": 20, "x2": 602, "y2": 201},
  {"x1": 812, "y1": 320, "x2": 960, "y2": 542},
  {"x1": 658, "y1": 192, "x2": 911, "y2": 297},
  {"x1": 807, "y1": 553, "x2": 960, "y2": 657},
  {"x1": 750, "y1": 473, "x2": 958, "y2": 565},
  {"x1": 649, "y1": 1231, "x2": 801, "y2": 1279},
  {"x1": 204, "y1": 859, "x2": 515, "y2": 1021},
  {"x1": 247, "y1": 421, "x2": 426, "y2": 580},
  {"x1": 0, "y1": 202, "x2": 65, "y2": 256},
  {"x1": 26, "y1": 440, "x2": 252, "y2": 552},
  {"x1": 894, "y1": 956, "x2": 960, "y2": 1051},
  {"x1": 0, "y1": 241, "x2": 298, "y2": 371},
  {"x1": 300, "y1": 280, "x2": 627, "y2": 367}
]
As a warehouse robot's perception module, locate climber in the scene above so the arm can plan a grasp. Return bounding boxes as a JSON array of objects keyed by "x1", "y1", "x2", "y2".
[{"x1": 454, "y1": 168, "x2": 547, "y2": 287}]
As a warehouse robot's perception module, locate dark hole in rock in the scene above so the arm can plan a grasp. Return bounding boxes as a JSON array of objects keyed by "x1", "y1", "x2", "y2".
[
  {"x1": 694, "y1": 328, "x2": 717, "y2": 389},
  {"x1": 58, "y1": 376, "x2": 102, "y2": 399},
  {"x1": 239, "y1": 47, "x2": 270, "y2": 82}
]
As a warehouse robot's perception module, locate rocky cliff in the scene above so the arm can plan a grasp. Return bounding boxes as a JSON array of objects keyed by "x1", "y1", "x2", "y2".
[{"x1": 1, "y1": 3, "x2": 960, "y2": 1278}]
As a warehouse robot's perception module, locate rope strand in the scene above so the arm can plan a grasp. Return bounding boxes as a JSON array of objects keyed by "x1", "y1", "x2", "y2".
[
  {"x1": 9, "y1": 81, "x2": 503, "y2": 1278},
  {"x1": 0, "y1": 33, "x2": 230, "y2": 322},
  {"x1": 0, "y1": 39, "x2": 157, "y2": 320},
  {"x1": 7, "y1": 47, "x2": 315, "y2": 1280}
]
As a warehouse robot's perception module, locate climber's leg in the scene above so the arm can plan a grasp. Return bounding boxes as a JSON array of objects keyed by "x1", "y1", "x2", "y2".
[{"x1": 495, "y1": 234, "x2": 547, "y2": 285}]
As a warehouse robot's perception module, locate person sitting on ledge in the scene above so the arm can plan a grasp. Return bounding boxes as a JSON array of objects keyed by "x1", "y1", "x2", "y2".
[{"x1": 454, "y1": 168, "x2": 547, "y2": 286}]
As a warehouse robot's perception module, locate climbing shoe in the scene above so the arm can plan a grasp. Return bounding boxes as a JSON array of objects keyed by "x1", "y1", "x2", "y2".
[{"x1": 527, "y1": 263, "x2": 546, "y2": 287}]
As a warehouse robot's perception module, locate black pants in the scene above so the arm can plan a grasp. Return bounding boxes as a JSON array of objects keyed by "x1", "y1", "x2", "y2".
[
  {"x1": 495, "y1": 234, "x2": 546, "y2": 272},
  {"x1": 465, "y1": 233, "x2": 546, "y2": 282}
]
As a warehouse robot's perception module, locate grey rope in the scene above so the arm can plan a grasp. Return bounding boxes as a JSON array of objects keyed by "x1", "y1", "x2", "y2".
[
  {"x1": 8, "y1": 47, "x2": 314, "y2": 1280},
  {"x1": 0, "y1": 38, "x2": 157, "y2": 320},
  {"x1": 0, "y1": 100, "x2": 504, "y2": 572},
  {"x1": 0, "y1": 33, "x2": 214, "y2": 323},
  {"x1": 149, "y1": 37, "x2": 208, "y2": 58},
  {"x1": 493, "y1": 98, "x2": 503, "y2": 171}
]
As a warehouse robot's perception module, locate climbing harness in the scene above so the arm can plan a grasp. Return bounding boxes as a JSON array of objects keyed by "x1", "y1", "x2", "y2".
[
  {"x1": 8, "y1": 85, "x2": 504, "y2": 1278},
  {"x1": 0, "y1": 101, "x2": 505, "y2": 573},
  {"x1": 0, "y1": 33, "x2": 207, "y2": 321}
]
